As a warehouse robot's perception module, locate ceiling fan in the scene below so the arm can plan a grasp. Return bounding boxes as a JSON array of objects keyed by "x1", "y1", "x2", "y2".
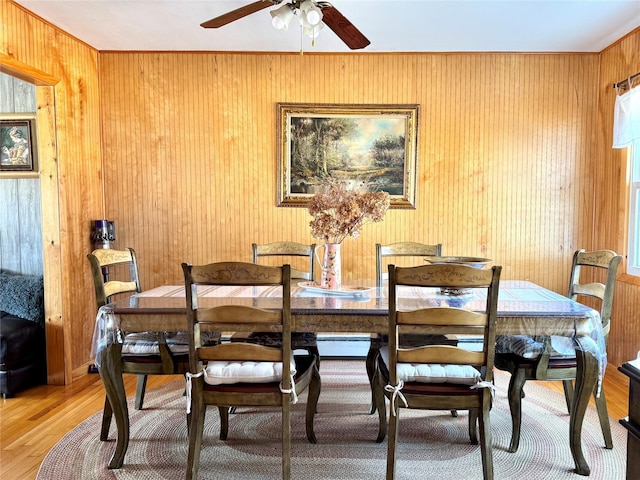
[{"x1": 201, "y1": 1, "x2": 371, "y2": 50}]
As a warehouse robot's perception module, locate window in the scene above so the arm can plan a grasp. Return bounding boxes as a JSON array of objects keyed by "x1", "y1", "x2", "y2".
[
  {"x1": 628, "y1": 147, "x2": 640, "y2": 276},
  {"x1": 613, "y1": 81, "x2": 640, "y2": 275}
]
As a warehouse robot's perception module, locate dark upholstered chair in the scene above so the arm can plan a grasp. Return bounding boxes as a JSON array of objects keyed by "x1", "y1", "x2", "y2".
[{"x1": 0, "y1": 272, "x2": 46, "y2": 398}]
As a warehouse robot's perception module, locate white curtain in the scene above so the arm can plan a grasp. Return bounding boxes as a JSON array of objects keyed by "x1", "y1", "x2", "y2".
[{"x1": 613, "y1": 83, "x2": 640, "y2": 148}]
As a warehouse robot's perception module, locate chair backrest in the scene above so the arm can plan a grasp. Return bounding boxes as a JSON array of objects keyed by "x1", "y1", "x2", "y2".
[
  {"x1": 567, "y1": 249, "x2": 621, "y2": 339},
  {"x1": 87, "y1": 247, "x2": 141, "y2": 308},
  {"x1": 376, "y1": 242, "x2": 442, "y2": 285},
  {"x1": 252, "y1": 241, "x2": 316, "y2": 281},
  {"x1": 182, "y1": 261, "x2": 292, "y2": 381},
  {"x1": 387, "y1": 263, "x2": 502, "y2": 388}
]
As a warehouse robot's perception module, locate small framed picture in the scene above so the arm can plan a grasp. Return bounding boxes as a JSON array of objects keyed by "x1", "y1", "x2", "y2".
[{"x1": 0, "y1": 116, "x2": 37, "y2": 172}]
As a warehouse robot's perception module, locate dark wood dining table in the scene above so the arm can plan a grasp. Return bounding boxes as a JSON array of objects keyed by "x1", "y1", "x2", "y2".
[{"x1": 96, "y1": 279, "x2": 603, "y2": 475}]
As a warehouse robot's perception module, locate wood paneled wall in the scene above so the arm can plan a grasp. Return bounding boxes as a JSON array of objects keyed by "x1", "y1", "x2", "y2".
[
  {"x1": 99, "y1": 52, "x2": 598, "y2": 296},
  {"x1": 596, "y1": 29, "x2": 640, "y2": 366},
  {"x1": 2, "y1": 1, "x2": 103, "y2": 383},
  {"x1": 4, "y1": 0, "x2": 640, "y2": 381}
]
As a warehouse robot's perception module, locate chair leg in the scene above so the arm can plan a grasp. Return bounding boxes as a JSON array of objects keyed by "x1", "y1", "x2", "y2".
[
  {"x1": 100, "y1": 395, "x2": 112, "y2": 441},
  {"x1": 478, "y1": 401, "x2": 494, "y2": 480},
  {"x1": 186, "y1": 402, "x2": 205, "y2": 480},
  {"x1": 507, "y1": 368, "x2": 527, "y2": 453},
  {"x1": 373, "y1": 366, "x2": 388, "y2": 443},
  {"x1": 593, "y1": 386, "x2": 613, "y2": 449},
  {"x1": 218, "y1": 406, "x2": 230, "y2": 440},
  {"x1": 307, "y1": 345, "x2": 321, "y2": 371},
  {"x1": 562, "y1": 379, "x2": 574, "y2": 413},
  {"x1": 468, "y1": 408, "x2": 478, "y2": 445},
  {"x1": 134, "y1": 374, "x2": 148, "y2": 410},
  {"x1": 305, "y1": 362, "x2": 321, "y2": 444},
  {"x1": 366, "y1": 344, "x2": 379, "y2": 414},
  {"x1": 386, "y1": 405, "x2": 399, "y2": 480},
  {"x1": 282, "y1": 397, "x2": 292, "y2": 480}
]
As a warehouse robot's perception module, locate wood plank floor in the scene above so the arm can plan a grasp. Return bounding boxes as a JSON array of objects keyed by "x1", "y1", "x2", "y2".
[{"x1": 0, "y1": 363, "x2": 632, "y2": 480}]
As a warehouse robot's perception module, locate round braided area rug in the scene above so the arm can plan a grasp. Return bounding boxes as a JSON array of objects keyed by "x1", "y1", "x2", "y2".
[{"x1": 37, "y1": 361, "x2": 626, "y2": 479}]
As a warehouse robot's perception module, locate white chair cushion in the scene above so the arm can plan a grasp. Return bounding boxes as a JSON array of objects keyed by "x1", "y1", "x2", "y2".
[
  {"x1": 202, "y1": 354, "x2": 297, "y2": 385},
  {"x1": 380, "y1": 347, "x2": 481, "y2": 385}
]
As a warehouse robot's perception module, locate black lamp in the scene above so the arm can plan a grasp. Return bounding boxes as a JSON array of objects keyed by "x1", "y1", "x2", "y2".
[{"x1": 91, "y1": 219, "x2": 116, "y2": 249}]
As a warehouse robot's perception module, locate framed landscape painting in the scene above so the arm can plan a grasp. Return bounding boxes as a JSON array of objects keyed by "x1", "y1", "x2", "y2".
[
  {"x1": 277, "y1": 103, "x2": 419, "y2": 208},
  {"x1": 0, "y1": 116, "x2": 37, "y2": 173}
]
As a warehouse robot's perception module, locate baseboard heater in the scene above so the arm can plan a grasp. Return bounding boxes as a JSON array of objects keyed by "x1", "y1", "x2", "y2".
[{"x1": 316, "y1": 334, "x2": 370, "y2": 359}]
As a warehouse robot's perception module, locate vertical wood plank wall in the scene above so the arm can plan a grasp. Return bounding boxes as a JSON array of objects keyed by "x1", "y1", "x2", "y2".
[
  {"x1": 4, "y1": 0, "x2": 640, "y2": 380},
  {"x1": 2, "y1": 1, "x2": 103, "y2": 383},
  {"x1": 99, "y1": 52, "x2": 598, "y2": 296},
  {"x1": 597, "y1": 30, "x2": 640, "y2": 366}
]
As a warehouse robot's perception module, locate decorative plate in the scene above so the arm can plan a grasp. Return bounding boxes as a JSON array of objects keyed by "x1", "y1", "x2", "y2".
[
  {"x1": 424, "y1": 256, "x2": 493, "y2": 295},
  {"x1": 297, "y1": 281, "x2": 374, "y2": 297},
  {"x1": 425, "y1": 256, "x2": 492, "y2": 268}
]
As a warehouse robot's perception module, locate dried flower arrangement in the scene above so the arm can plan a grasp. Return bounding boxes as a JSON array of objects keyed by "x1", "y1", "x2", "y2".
[{"x1": 308, "y1": 182, "x2": 390, "y2": 244}]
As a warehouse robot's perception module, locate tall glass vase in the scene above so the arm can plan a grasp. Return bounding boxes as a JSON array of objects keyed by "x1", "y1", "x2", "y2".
[{"x1": 317, "y1": 243, "x2": 342, "y2": 290}]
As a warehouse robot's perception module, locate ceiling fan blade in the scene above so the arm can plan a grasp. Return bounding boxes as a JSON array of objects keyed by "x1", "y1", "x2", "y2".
[
  {"x1": 320, "y1": 5, "x2": 370, "y2": 50},
  {"x1": 201, "y1": 1, "x2": 275, "y2": 28}
]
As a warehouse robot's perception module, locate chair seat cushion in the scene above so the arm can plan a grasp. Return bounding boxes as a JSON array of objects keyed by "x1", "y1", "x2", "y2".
[
  {"x1": 203, "y1": 355, "x2": 316, "y2": 393},
  {"x1": 380, "y1": 347, "x2": 481, "y2": 385},
  {"x1": 494, "y1": 352, "x2": 580, "y2": 371},
  {"x1": 231, "y1": 331, "x2": 317, "y2": 347},
  {"x1": 372, "y1": 333, "x2": 457, "y2": 348},
  {"x1": 121, "y1": 331, "x2": 218, "y2": 355},
  {"x1": 495, "y1": 335, "x2": 599, "y2": 360},
  {"x1": 495, "y1": 335, "x2": 545, "y2": 359},
  {"x1": 202, "y1": 353, "x2": 297, "y2": 385}
]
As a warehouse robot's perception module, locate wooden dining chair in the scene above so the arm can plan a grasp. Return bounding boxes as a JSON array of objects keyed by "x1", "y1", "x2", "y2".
[
  {"x1": 87, "y1": 248, "x2": 218, "y2": 448},
  {"x1": 367, "y1": 242, "x2": 444, "y2": 413},
  {"x1": 232, "y1": 242, "x2": 319, "y2": 362},
  {"x1": 253, "y1": 241, "x2": 317, "y2": 281},
  {"x1": 182, "y1": 261, "x2": 320, "y2": 480},
  {"x1": 373, "y1": 263, "x2": 502, "y2": 480},
  {"x1": 494, "y1": 249, "x2": 621, "y2": 453}
]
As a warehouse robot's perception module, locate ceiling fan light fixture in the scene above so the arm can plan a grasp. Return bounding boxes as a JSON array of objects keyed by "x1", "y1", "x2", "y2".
[
  {"x1": 200, "y1": 0, "x2": 370, "y2": 51},
  {"x1": 304, "y1": 22, "x2": 324, "y2": 41},
  {"x1": 271, "y1": 3, "x2": 295, "y2": 31},
  {"x1": 299, "y1": 0, "x2": 323, "y2": 27}
]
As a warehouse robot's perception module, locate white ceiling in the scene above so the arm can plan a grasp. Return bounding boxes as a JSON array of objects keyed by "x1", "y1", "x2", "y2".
[{"x1": 13, "y1": 0, "x2": 640, "y2": 53}]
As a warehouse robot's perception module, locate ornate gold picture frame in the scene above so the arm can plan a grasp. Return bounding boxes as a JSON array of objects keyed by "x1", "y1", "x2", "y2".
[{"x1": 277, "y1": 103, "x2": 419, "y2": 208}]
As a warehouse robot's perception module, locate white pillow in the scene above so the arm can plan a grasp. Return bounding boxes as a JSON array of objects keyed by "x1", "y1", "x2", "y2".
[
  {"x1": 380, "y1": 347, "x2": 481, "y2": 385},
  {"x1": 202, "y1": 354, "x2": 296, "y2": 385}
]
